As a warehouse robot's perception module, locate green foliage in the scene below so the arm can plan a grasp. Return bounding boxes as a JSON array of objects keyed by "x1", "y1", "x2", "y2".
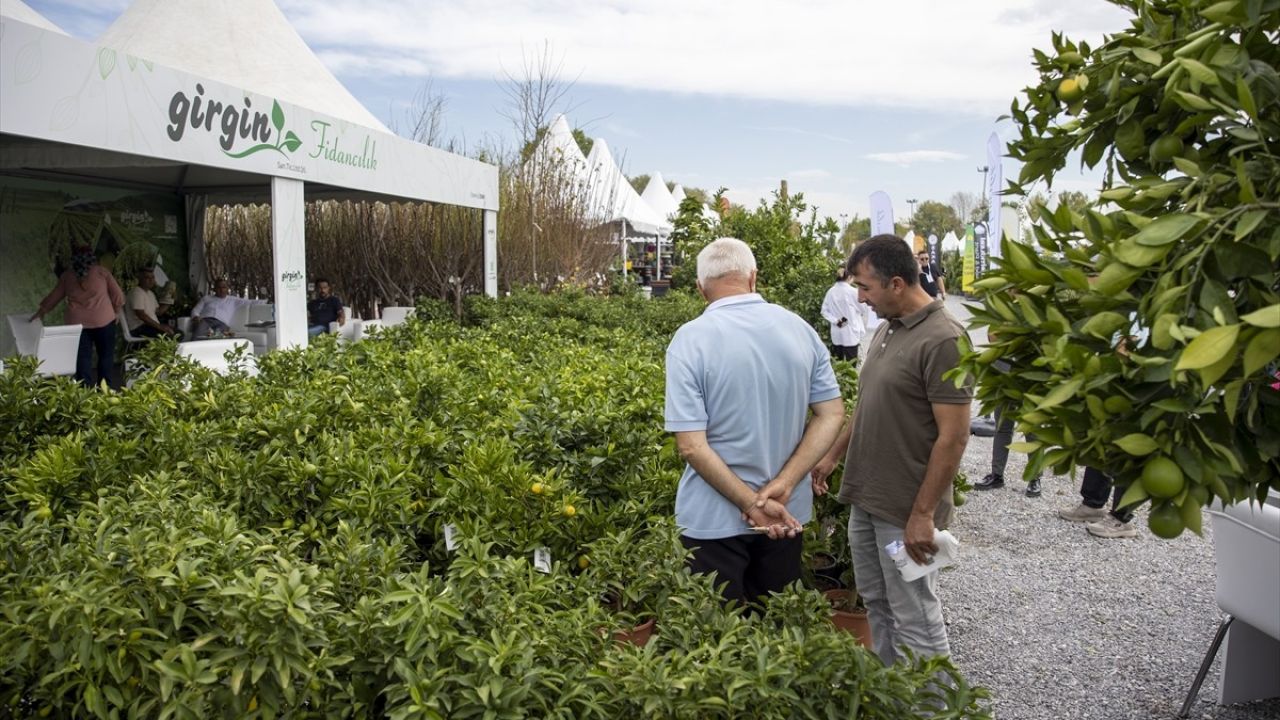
[
  {"x1": 718, "y1": 190, "x2": 839, "y2": 331},
  {"x1": 941, "y1": 249, "x2": 963, "y2": 294},
  {"x1": 964, "y1": 0, "x2": 1280, "y2": 532},
  {"x1": 0, "y1": 291, "x2": 990, "y2": 717},
  {"x1": 670, "y1": 196, "x2": 716, "y2": 290}
]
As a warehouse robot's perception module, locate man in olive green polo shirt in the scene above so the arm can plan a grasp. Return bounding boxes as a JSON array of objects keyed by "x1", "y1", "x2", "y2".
[{"x1": 812, "y1": 234, "x2": 972, "y2": 665}]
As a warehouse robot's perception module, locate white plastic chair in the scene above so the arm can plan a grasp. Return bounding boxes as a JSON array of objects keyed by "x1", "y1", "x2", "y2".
[
  {"x1": 176, "y1": 338, "x2": 258, "y2": 376},
  {"x1": 117, "y1": 308, "x2": 146, "y2": 348},
  {"x1": 247, "y1": 304, "x2": 274, "y2": 325},
  {"x1": 35, "y1": 324, "x2": 83, "y2": 377},
  {"x1": 380, "y1": 306, "x2": 413, "y2": 327},
  {"x1": 330, "y1": 306, "x2": 361, "y2": 343},
  {"x1": 1179, "y1": 493, "x2": 1280, "y2": 715},
  {"x1": 7, "y1": 314, "x2": 82, "y2": 377},
  {"x1": 7, "y1": 313, "x2": 40, "y2": 356}
]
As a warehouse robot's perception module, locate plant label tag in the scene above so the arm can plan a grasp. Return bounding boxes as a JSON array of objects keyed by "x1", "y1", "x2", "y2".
[
  {"x1": 444, "y1": 524, "x2": 458, "y2": 552},
  {"x1": 534, "y1": 547, "x2": 552, "y2": 573}
]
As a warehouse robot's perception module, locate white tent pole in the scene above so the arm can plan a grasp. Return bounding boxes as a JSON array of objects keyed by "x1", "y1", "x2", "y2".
[
  {"x1": 620, "y1": 219, "x2": 628, "y2": 278},
  {"x1": 484, "y1": 209, "x2": 498, "y2": 298},
  {"x1": 655, "y1": 234, "x2": 663, "y2": 280},
  {"x1": 270, "y1": 177, "x2": 308, "y2": 350}
]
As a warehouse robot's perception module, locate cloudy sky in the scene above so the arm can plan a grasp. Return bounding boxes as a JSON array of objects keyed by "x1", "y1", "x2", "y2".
[{"x1": 24, "y1": 0, "x2": 1133, "y2": 222}]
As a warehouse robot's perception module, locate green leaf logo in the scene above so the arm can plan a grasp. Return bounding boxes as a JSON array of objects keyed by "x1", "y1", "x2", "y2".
[
  {"x1": 97, "y1": 48, "x2": 116, "y2": 80},
  {"x1": 271, "y1": 100, "x2": 285, "y2": 133},
  {"x1": 282, "y1": 131, "x2": 302, "y2": 153}
]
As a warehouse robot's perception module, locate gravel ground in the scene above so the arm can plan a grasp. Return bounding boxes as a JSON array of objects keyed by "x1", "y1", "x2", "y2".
[{"x1": 937, "y1": 297, "x2": 1280, "y2": 720}]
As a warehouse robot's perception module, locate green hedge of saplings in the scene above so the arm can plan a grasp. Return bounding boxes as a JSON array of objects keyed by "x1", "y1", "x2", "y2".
[{"x1": 0, "y1": 289, "x2": 989, "y2": 718}]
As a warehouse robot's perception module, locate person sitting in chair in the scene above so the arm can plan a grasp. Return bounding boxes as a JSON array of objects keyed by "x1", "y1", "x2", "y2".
[
  {"x1": 189, "y1": 278, "x2": 263, "y2": 338},
  {"x1": 126, "y1": 267, "x2": 180, "y2": 339},
  {"x1": 307, "y1": 278, "x2": 345, "y2": 335}
]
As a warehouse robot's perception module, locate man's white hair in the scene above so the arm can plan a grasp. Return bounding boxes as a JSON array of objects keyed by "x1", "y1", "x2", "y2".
[{"x1": 697, "y1": 237, "x2": 757, "y2": 285}]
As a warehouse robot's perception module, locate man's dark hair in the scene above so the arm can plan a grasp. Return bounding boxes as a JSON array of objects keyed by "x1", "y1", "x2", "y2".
[
  {"x1": 313, "y1": 277, "x2": 330, "y2": 285},
  {"x1": 847, "y1": 234, "x2": 919, "y2": 287}
]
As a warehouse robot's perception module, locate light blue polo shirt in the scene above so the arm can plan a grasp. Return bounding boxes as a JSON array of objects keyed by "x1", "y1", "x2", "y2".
[{"x1": 665, "y1": 293, "x2": 841, "y2": 539}]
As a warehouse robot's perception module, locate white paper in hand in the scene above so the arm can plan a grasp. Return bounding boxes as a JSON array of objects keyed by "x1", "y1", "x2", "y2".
[{"x1": 884, "y1": 529, "x2": 959, "y2": 582}]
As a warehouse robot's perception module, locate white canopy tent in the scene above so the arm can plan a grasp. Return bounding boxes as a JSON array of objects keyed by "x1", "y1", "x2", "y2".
[
  {"x1": 531, "y1": 114, "x2": 590, "y2": 182},
  {"x1": 639, "y1": 172, "x2": 678, "y2": 221},
  {"x1": 0, "y1": 0, "x2": 65, "y2": 33},
  {"x1": 0, "y1": 7, "x2": 498, "y2": 352},
  {"x1": 639, "y1": 172, "x2": 680, "y2": 280},
  {"x1": 585, "y1": 138, "x2": 668, "y2": 278},
  {"x1": 671, "y1": 182, "x2": 722, "y2": 226},
  {"x1": 585, "y1": 139, "x2": 667, "y2": 235},
  {"x1": 97, "y1": 0, "x2": 388, "y2": 132}
]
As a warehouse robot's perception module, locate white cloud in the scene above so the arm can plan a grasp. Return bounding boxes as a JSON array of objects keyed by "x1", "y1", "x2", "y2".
[
  {"x1": 865, "y1": 150, "x2": 967, "y2": 166},
  {"x1": 278, "y1": 0, "x2": 1133, "y2": 115}
]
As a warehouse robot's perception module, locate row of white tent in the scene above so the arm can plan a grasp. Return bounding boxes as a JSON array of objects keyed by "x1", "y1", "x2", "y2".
[{"x1": 533, "y1": 114, "x2": 720, "y2": 240}]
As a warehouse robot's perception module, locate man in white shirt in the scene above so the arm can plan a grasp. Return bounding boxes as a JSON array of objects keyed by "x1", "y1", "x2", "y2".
[
  {"x1": 190, "y1": 278, "x2": 263, "y2": 337},
  {"x1": 127, "y1": 267, "x2": 179, "y2": 339},
  {"x1": 820, "y1": 268, "x2": 867, "y2": 361}
]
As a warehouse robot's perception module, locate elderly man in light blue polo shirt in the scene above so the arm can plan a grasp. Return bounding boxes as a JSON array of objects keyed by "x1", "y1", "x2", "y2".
[{"x1": 665, "y1": 237, "x2": 846, "y2": 607}]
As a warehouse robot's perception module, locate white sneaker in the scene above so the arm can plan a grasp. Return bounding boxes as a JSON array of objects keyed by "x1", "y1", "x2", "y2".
[
  {"x1": 1058, "y1": 503, "x2": 1106, "y2": 523},
  {"x1": 1086, "y1": 515, "x2": 1138, "y2": 539}
]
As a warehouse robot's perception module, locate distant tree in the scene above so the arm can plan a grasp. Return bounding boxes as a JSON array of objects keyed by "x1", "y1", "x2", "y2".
[
  {"x1": 910, "y1": 200, "x2": 964, "y2": 240},
  {"x1": 390, "y1": 77, "x2": 450, "y2": 149},
  {"x1": 670, "y1": 196, "x2": 716, "y2": 289},
  {"x1": 837, "y1": 216, "x2": 871, "y2": 257},
  {"x1": 950, "y1": 192, "x2": 980, "y2": 225},
  {"x1": 682, "y1": 186, "x2": 711, "y2": 205},
  {"x1": 628, "y1": 173, "x2": 650, "y2": 194}
]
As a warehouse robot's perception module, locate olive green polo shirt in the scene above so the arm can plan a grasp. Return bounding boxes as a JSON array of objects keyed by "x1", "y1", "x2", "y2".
[{"x1": 837, "y1": 299, "x2": 973, "y2": 528}]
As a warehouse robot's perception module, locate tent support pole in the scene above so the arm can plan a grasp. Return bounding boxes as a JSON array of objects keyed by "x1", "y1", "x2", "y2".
[
  {"x1": 620, "y1": 219, "x2": 628, "y2": 278},
  {"x1": 270, "y1": 177, "x2": 308, "y2": 350},
  {"x1": 484, "y1": 210, "x2": 498, "y2": 298}
]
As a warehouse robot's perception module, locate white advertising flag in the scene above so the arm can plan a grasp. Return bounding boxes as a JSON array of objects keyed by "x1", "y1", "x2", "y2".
[
  {"x1": 986, "y1": 133, "x2": 1004, "y2": 261},
  {"x1": 869, "y1": 191, "x2": 894, "y2": 236}
]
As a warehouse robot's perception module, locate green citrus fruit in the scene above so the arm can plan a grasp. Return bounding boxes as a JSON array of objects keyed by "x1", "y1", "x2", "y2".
[
  {"x1": 578, "y1": 555, "x2": 590, "y2": 570},
  {"x1": 563, "y1": 504, "x2": 576, "y2": 517},
  {"x1": 1058, "y1": 51, "x2": 1084, "y2": 67},
  {"x1": 1056, "y1": 76, "x2": 1084, "y2": 103},
  {"x1": 1148, "y1": 502, "x2": 1185, "y2": 539},
  {"x1": 1141, "y1": 456, "x2": 1184, "y2": 499},
  {"x1": 1150, "y1": 135, "x2": 1184, "y2": 163},
  {"x1": 952, "y1": 490, "x2": 967, "y2": 507},
  {"x1": 530, "y1": 482, "x2": 545, "y2": 495},
  {"x1": 1102, "y1": 395, "x2": 1132, "y2": 415}
]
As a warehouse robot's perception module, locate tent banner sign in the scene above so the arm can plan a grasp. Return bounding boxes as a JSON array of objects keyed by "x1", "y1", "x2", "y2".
[
  {"x1": 0, "y1": 18, "x2": 498, "y2": 211},
  {"x1": 165, "y1": 84, "x2": 378, "y2": 173}
]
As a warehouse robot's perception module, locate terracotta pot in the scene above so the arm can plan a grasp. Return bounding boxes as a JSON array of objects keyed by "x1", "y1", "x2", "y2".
[
  {"x1": 823, "y1": 589, "x2": 873, "y2": 649},
  {"x1": 612, "y1": 617, "x2": 656, "y2": 647}
]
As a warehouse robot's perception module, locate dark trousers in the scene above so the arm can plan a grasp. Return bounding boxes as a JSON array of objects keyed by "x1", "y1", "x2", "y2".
[
  {"x1": 992, "y1": 405, "x2": 1039, "y2": 478},
  {"x1": 133, "y1": 324, "x2": 169, "y2": 339},
  {"x1": 832, "y1": 345, "x2": 859, "y2": 362},
  {"x1": 76, "y1": 322, "x2": 117, "y2": 389},
  {"x1": 1080, "y1": 466, "x2": 1133, "y2": 522},
  {"x1": 681, "y1": 533, "x2": 802, "y2": 608}
]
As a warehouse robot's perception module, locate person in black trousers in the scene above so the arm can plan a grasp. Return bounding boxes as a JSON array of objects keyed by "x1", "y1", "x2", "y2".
[{"x1": 1058, "y1": 466, "x2": 1137, "y2": 538}]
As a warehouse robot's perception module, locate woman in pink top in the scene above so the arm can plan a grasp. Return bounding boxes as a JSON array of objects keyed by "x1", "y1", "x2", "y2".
[{"x1": 31, "y1": 248, "x2": 126, "y2": 388}]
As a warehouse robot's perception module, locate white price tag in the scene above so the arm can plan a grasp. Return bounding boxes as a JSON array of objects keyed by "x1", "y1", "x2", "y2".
[
  {"x1": 443, "y1": 523, "x2": 458, "y2": 552},
  {"x1": 534, "y1": 547, "x2": 552, "y2": 574}
]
